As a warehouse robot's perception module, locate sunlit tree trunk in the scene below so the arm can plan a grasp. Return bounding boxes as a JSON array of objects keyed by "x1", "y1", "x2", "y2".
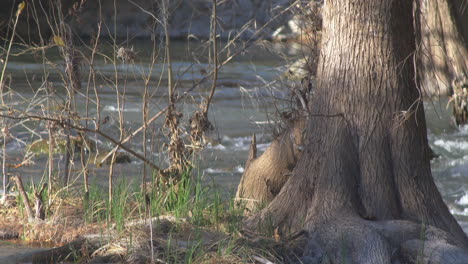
[
  {"x1": 419, "y1": 0, "x2": 468, "y2": 96},
  {"x1": 238, "y1": 0, "x2": 468, "y2": 262}
]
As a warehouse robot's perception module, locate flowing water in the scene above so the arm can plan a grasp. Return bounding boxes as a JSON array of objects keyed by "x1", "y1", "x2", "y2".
[{"x1": 1, "y1": 41, "x2": 468, "y2": 258}]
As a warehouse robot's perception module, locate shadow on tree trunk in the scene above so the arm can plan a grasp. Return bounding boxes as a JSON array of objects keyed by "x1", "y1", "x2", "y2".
[{"x1": 236, "y1": 0, "x2": 468, "y2": 263}]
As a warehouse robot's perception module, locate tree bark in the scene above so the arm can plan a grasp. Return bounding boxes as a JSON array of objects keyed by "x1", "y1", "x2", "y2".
[
  {"x1": 239, "y1": 0, "x2": 468, "y2": 262},
  {"x1": 419, "y1": 0, "x2": 468, "y2": 96}
]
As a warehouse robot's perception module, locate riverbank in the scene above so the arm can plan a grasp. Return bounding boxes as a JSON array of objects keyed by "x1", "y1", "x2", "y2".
[
  {"x1": 0, "y1": 32, "x2": 468, "y2": 262},
  {"x1": 0, "y1": 171, "x2": 303, "y2": 264}
]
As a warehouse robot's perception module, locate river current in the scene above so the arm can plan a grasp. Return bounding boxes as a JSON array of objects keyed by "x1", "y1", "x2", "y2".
[{"x1": 2, "y1": 40, "x2": 468, "y2": 233}]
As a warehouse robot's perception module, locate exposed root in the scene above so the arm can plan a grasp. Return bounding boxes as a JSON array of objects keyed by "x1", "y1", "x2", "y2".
[
  {"x1": 0, "y1": 229, "x2": 19, "y2": 239},
  {"x1": 31, "y1": 238, "x2": 98, "y2": 264},
  {"x1": 400, "y1": 239, "x2": 468, "y2": 264},
  {"x1": 301, "y1": 217, "x2": 393, "y2": 264},
  {"x1": 369, "y1": 220, "x2": 461, "y2": 247},
  {"x1": 243, "y1": 216, "x2": 468, "y2": 264}
]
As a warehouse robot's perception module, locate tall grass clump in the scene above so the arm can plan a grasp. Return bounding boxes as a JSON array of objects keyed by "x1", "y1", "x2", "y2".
[
  {"x1": 109, "y1": 180, "x2": 132, "y2": 232},
  {"x1": 83, "y1": 181, "x2": 107, "y2": 224},
  {"x1": 80, "y1": 167, "x2": 243, "y2": 234},
  {"x1": 84, "y1": 179, "x2": 138, "y2": 232},
  {"x1": 0, "y1": 0, "x2": 306, "y2": 262}
]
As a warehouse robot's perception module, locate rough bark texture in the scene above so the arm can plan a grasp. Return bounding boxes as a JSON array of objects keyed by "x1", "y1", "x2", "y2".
[
  {"x1": 419, "y1": 0, "x2": 468, "y2": 96},
  {"x1": 239, "y1": 0, "x2": 468, "y2": 262}
]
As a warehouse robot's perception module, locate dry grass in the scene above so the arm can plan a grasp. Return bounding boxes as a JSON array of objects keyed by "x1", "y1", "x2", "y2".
[
  {"x1": 0, "y1": 195, "x2": 101, "y2": 245},
  {"x1": 0, "y1": 186, "x2": 298, "y2": 263}
]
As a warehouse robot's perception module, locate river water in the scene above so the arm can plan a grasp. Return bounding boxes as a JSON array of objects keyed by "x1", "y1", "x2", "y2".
[{"x1": 1, "y1": 40, "x2": 468, "y2": 252}]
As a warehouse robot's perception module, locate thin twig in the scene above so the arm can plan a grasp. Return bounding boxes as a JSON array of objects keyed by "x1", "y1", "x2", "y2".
[
  {"x1": 204, "y1": 0, "x2": 218, "y2": 114},
  {"x1": 0, "y1": 2, "x2": 25, "y2": 102},
  {"x1": 12, "y1": 175, "x2": 34, "y2": 222},
  {"x1": 0, "y1": 112, "x2": 163, "y2": 173}
]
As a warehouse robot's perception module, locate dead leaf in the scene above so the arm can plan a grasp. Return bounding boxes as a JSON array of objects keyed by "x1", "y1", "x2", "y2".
[
  {"x1": 274, "y1": 227, "x2": 280, "y2": 242},
  {"x1": 53, "y1": 35, "x2": 65, "y2": 47},
  {"x1": 16, "y1": 2, "x2": 26, "y2": 17}
]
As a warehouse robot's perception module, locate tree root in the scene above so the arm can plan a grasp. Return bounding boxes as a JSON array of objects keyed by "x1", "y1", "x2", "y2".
[
  {"x1": 369, "y1": 220, "x2": 461, "y2": 247},
  {"x1": 0, "y1": 229, "x2": 19, "y2": 239},
  {"x1": 303, "y1": 217, "x2": 393, "y2": 264},
  {"x1": 30, "y1": 238, "x2": 99, "y2": 264},
  {"x1": 400, "y1": 239, "x2": 468, "y2": 264},
  {"x1": 296, "y1": 217, "x2": 468, "y2": 264}
]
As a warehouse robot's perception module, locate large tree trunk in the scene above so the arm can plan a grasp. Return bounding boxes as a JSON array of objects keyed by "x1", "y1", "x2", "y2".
[
  {"x1": 419, "y1": 0, "x2": 468, "y2": 124},
  {"x1": 419, "y1": 0, "x2": 468, "y2": 96},
  {"x1": 239, "y1": 0, "x2": 468, "y2": 262}
]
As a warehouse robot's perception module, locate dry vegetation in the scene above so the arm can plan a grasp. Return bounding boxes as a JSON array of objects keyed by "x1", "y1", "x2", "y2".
[
  {"x1": 0, "y1": 1, "x2": 320, "y2": 263},
  {"x1": 0, "y1": 175, "x2": 305, "y2": 263}
]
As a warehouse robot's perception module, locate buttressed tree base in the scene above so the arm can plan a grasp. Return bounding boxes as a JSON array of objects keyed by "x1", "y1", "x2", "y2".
[{"x1": 237, "y1": 1, "x2": 468, "y2": 263}]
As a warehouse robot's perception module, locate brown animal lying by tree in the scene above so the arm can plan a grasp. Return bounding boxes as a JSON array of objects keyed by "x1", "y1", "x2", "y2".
[{"x1": 236, "y1": 116, "x2": 306, "y2": 211}]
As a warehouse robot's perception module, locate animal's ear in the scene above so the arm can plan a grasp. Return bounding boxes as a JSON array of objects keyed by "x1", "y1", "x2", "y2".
[{"x1": 245, "y1": 133, "x2": 257, "y2": 168}]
